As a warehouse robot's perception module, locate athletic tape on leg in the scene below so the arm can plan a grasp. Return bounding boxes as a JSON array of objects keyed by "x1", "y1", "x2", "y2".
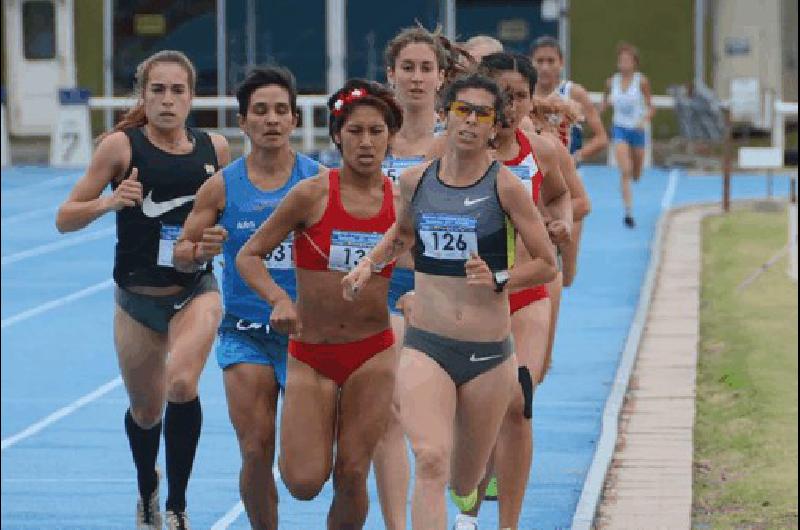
[{"x1": 519, "y1": 366, "x2": 533, "y2": 419}]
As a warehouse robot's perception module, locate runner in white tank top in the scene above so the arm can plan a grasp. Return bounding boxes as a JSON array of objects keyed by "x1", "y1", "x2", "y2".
[{"x1": 601, "y1": 41, "x2": 655, "y2": 228}]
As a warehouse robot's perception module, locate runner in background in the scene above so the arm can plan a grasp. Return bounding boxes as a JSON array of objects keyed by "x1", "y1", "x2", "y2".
[
  {"x1": 55, "y1": 50, "x2": 230, "y2": 530},
  {"x1": 173, "y1": 66, "x2": 320, "y2": 530},
  {"x1": 373, "y1": 25, "x2": 446, "y2": 530},
  {"x1": 463, "y1": 35, "x2": 503, "y2": 64},
  {"x1": 601, "y1": 41, "x2": 655, "y2": 228}
]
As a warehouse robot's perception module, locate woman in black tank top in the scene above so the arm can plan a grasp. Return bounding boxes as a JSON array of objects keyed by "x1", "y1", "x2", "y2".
[{"x1": 56, "y1": 50, "x2": 230, "y2": 530}]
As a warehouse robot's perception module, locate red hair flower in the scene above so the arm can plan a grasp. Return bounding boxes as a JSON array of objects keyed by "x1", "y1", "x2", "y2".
[{"x1": 332, "y1": 87, "x2": 369, "y2": 116}]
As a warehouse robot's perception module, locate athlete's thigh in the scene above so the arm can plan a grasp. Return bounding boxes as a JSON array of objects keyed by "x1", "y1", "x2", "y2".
[
  {"x1": 115, "y1": 303, "x2": 168, "y2": 406},
  {"x1": 631, "y1": 146, "x2": 645, "y2": 173},
  {"x1": 396, "y1": 348, "x2": 457, "y2": 455},
  {"x1": 223, "y1": 363, "x2": 280, "y2": 445},
  {"x1": 511, "y1": 299, "x2": 551, "y2": 382},
  {"x1": 280, "y1": 355, "x2": 338, "y2": 474},
  {"x1": 167, "y1": 290, "x2": 222, "y2": 379},
  {"x1": 562, "y1": 220, "x2": 583, "y2": 286},
  {"x1": 452, "y1": 356, "x2": 516, "y2": 471},
  {"x1": 337, "y1": 346, "x2": 398, "y2": 463},
  {"x1": 615, "y1": 142, "x2": 633, "y2": 173}
]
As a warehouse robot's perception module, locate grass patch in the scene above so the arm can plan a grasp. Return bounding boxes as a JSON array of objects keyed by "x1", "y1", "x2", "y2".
[{"x1": 694, "y1": 206, "x2": 798, "y2": 528}]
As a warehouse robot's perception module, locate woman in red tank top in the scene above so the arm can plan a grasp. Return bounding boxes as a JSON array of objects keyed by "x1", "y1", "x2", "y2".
[{"x1": 236, "y1": 80, "x2": 402, "y2": 528}]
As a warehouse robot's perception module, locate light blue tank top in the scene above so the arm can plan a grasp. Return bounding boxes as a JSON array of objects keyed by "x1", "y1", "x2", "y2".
[{"x1": 218, "y1": 154, "x2": 319, "y2": 323}]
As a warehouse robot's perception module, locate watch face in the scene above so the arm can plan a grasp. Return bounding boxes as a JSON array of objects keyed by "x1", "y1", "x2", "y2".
[{"x1": 495, "y1": 270, "x2": 510, "y2": 283}]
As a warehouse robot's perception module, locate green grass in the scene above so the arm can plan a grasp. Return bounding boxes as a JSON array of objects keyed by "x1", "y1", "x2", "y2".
[{"x1": 694, "y1": 207, "x2": 798, "y2": 529}]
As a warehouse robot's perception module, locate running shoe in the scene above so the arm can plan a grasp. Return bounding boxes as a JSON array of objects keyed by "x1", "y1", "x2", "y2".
[
  {"x1": 136, "y1": 467, "x2": 162, "y2": 530},
  {"x1": 453, "y1": 513, "x2": 478, "y2": 530},
  {"x1": 165, "y1": 510, "x2": 191, "y2": 530},
  {"x1": 484, "y1": 475, "x2": 498, "y2": 501},
  {"x1": 624, "y1": 214, "x2": 635, "y2": 228}
]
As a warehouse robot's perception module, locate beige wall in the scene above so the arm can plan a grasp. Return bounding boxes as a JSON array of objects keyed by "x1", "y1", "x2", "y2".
[{"x1": 712, "y1": 0, "x2": 782, "y2": 101}]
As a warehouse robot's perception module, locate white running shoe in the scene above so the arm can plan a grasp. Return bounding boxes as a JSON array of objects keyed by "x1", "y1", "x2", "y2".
[
  {"x1": 165, "y1": 509, "x2": 191, "y2": 530},
  {"x1": 453, "y1": 513, "x2": 479, "y2": 530},
  {"x1": 135, "y1": 468, "x2": 162, "y2": 530}
]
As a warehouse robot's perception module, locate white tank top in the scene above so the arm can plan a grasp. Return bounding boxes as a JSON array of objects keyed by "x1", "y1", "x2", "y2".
[{"x1": 610, "y1": 72, "x2": 645, "y2": 129}]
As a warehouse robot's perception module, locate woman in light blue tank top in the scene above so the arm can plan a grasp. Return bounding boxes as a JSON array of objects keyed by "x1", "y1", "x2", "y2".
[
  {"x1": 601, "y1": 42, "x2": 655, "y2": 228},
  {"x1": 173, "y1": 67, "x2": 319, "y2": 529}
]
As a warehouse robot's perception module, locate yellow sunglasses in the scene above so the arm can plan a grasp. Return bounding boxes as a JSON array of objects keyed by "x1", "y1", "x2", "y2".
[{"x1": 449, "y1": 100, "x2": 496, "y2": 124}]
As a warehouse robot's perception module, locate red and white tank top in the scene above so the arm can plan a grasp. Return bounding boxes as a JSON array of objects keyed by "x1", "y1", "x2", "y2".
[
  {"x1": 294, "y1": 169, "x2": 396, "y2": 278},
  {"x1": 504, "y1": 129, "x2": 544, "y2": 205}
]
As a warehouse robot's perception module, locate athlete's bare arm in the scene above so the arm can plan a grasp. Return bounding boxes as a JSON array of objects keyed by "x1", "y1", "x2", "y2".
[
  {"x1": 173, "y1": 173, "x2": 226, "y2": 272},
  {"x1": 600, "y1": 77, "x2": 613, "y2": 114},
  {"x1": 640, "y1": 75, "x2": 655, "y2": 125},
  {"x1": 55, "y1": 132, "x2": 135, "y2": 233},
  {"x1": 530, "y1": 131, "x2": 573, "y2": 245},
  {"x1": 236, "y1": 176, "x2": 322, "y2": 304},
  {"x1": 496, "y1": 166, "x2": 557, "y2": 291},
  {"x1": 555, "y1": 138, "x2": 591, "y2": 221},
  {"x1": 209, "y1": 132, "x2": 232, "y2": 167},
  {"x1": 571, "y1": 83, "x2": 608, "y2": 160},
  {"x1": 342, "y1": 163, "x2": 425, "y2": 298}
]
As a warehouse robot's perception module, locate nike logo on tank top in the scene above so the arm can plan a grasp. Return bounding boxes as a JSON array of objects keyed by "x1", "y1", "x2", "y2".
[
  {"x1": 411, "y1": 160, "x2": 513, "y2": 277},
  {"x1": 113, "y1": 127, "x2": 219, "y2": 288}
]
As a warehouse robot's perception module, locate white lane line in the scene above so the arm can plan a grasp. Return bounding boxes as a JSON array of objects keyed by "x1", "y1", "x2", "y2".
[
  {"x1": 1, "y1": 205, "x2": 59, "y2": 225},
  {"x1": 210, "y1": 502, "x2": 246, "y2": 530},
  {"x1": 571, "y1": 168, "x2": 680, "y2": 529},
  {"x1": 1, "y1": 226, "x2": 115, "y2": 266},
  {"x1": 1, "y1": 278, "x2": 114, "y2": 329},
  {"x1": 210, "y1": 465, "x2": 280, "y2": 529},
  {"x1": 1, "y1": 377, "x2": 123, "y2": 451}
]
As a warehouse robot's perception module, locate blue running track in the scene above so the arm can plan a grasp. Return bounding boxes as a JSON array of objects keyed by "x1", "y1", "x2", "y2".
[{"x1": 1, "y1": 164, "x2": 791, "y2": 529}]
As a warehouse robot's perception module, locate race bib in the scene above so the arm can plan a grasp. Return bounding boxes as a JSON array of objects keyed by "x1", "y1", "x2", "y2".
[
  {"x1": 382, "y1": 156, "x2": 424, "y2": 185},
  {"x1": 263, "y1": 234, "x2": 293, "y2": 270},
  {"x1": 508, "y1": 164, "x2": 534, "y2": 195},
  {"x1": 328, "y1": 230, "x2": 382, "y2": 272},
  {"x1": 157, "y1": 224, "x2": 182, "y2": 267},
  {"x1": 418, "y1": 214, "x2": 478, "y2": 260}
]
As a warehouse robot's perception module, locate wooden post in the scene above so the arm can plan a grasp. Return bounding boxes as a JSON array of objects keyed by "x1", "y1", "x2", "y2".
[{"x1": 721, "y1": 108, "x2": 732, "y2": 212}]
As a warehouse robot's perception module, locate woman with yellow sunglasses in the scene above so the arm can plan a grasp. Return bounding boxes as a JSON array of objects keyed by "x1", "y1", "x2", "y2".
[{"x1": 343, "y1": 73, "x2": 556, "y2": 529}]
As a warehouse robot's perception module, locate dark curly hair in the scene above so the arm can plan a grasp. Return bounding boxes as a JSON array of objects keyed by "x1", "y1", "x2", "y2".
[
  {"x1": 327, "y1": 79, "x2": 403, "y2": 151},
  {"x1": 440, "y1": 73, "x2": 506, "y2": 126},
  {"x1": 479, "y1": 52, "x2": 538, "y2": 94}
]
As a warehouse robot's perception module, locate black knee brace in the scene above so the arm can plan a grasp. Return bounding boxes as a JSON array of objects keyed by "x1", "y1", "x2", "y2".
[{"x1": 518, "y1": 366, "x2": 533, "y2": 419}]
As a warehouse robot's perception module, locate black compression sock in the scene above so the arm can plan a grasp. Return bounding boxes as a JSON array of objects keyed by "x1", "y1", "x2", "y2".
[
  {"x1": 164, "y1": 397, "x2": 202, "y2": 512},
  {"x1": 124, "y1": 409, "x2": 161, "y2": 500}
]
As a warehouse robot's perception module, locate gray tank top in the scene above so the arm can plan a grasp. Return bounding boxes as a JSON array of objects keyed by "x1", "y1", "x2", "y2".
[{"x1": 411, "y1": 159, "x2": 513, "y2": 277}]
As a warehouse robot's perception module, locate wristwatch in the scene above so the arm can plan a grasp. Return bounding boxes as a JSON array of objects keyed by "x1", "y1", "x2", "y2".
[{"x1": 493, "y1": 270, "x2": 510, "y2": 293}]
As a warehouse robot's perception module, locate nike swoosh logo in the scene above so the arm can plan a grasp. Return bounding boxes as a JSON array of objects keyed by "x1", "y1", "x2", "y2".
[
  {"x1": 141, "y1": 191, "x2": 196, "y2": 218},
  {"x1": 469, "y1": 353, "x2": 503, "y2": 362},
  {"x1": 236, "y1": 319, "x2": 264, "y2": 331},
  {"x1": 173, "y1": 297, "x2": 191, "y2": 311},
  {"x1": 464, "y1": 196, "x2": 490, "y2": 207}
]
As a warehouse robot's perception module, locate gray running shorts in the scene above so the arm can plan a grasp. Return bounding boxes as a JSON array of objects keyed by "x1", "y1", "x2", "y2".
[
  {"x1": 404, "y1": 326, "x2": 513, "y2": 386},
  {"x1": 114, "y1": 273, "x2": 219, "y2": 334}
]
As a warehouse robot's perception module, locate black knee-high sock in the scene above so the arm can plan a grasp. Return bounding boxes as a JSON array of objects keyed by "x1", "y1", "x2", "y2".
[
  {"x1": 124, "y1": 409, "x2": 162, "y2": 500},
  {"x1": 164, "y1": 397, "x2": 202, "y2": 512}
]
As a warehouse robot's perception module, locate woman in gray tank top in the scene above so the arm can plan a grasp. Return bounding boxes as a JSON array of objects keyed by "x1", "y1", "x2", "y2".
[{"x1": 343, "y1": 73, "x2": 556, "y2": 528}]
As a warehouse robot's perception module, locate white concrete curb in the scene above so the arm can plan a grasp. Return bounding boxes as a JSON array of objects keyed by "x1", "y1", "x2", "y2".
[{"x1": 571, "y1": 169, "x2": 679, "y2": 529}]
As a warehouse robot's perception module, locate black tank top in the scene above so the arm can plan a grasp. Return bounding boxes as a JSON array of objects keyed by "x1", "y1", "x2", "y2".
[
  {"x1": 112, "y1": 127, "x2": 219, "y2": 288},
  {"x1": 410, "y1": 160, "x2": 514, "y2": 277}
]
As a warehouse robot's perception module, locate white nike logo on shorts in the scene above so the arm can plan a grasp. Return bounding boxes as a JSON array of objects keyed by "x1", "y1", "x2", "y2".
[
  {"x1": 469, "y1": 353, "x2": 503, "y2": 362},
  {"x1": 173, "y1": 297, "x2": 191, "y2": 311},
  {"x1": 464, "y1": 196, "x2": 490, "y2": 207},
  {"x1": 141, "y1": 191, "x2": 196, "y2": 218}
]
